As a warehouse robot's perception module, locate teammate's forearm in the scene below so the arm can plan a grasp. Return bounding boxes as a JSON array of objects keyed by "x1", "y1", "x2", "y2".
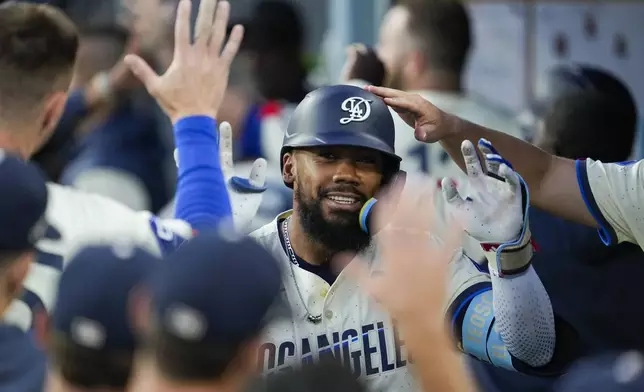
[
  {"x1": 174, "y1": 116, "x2": 232, "y2": 231},
  {"x1": 438, "y1": 114, "x2": 596, "y2": 227},
  {"x1": 440, "y1": 114, "x2": 553, "y2": 192}
]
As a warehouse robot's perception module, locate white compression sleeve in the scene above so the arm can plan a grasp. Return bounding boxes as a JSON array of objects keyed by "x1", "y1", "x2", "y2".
[{"x1": 491, "y1": 265, "x2": 556, "y2": 367}]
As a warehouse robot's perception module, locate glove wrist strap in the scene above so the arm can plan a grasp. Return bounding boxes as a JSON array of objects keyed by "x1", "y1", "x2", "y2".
[{"x1": 481, "y1": 226, "x2": 534, "y2": 277}]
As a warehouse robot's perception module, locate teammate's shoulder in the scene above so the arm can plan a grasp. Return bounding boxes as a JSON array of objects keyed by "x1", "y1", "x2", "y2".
[
  {"x1": 46, "y1": 182, "x2": 137, "y2": 211},
  {"x1": 583, "y1": 158, "x2": 643, "y2": 181}
]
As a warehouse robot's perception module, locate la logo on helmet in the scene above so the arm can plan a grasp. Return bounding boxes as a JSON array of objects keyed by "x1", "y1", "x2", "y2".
[{"x1": 340, "y1": 97, "x2": 372, "y2": 124}]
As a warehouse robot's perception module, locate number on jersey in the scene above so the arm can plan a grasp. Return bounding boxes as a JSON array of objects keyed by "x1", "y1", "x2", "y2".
[{"x1": 149, "y1": 217, "x2": 193, "y2": 255}]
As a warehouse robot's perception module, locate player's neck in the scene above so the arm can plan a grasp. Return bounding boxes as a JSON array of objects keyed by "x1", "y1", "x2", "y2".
[
  {"x1": 288, "y1": 213, "x2": 335, "y2": 266},
  {"x1": 0, "y1": 296, "x2": 11, "y2": 318},
  {"x1": 0, "y1": 128, "x2": 33, "y2": 159}
]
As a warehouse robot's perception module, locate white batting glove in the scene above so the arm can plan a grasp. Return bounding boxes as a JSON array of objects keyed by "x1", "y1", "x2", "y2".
[
  {"x1": 441, "y1": 139, "x2": 534, "y2": 277},
  {"x1": 173, "y1": 121, "x2": 267, "y2": 232}
]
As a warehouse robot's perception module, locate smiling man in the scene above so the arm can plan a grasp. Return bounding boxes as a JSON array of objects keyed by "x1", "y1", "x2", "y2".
[{"x1": 250, "y1": 85, "x2": 576, "y2": 392}]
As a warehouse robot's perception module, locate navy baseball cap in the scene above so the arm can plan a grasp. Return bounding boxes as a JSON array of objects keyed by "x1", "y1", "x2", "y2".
[
  {"x1": 555, "y1": 351, "x2": 644, "y2": 392},
  {"x1": 0, "y1": 150, "x2": 48, "y2": 252},
  {"x1": 52, "y1": 244, "x2": 158, "y2": 351},
  {"x1": 150, "y1": 231, "x2": 282, "y2": 347}
]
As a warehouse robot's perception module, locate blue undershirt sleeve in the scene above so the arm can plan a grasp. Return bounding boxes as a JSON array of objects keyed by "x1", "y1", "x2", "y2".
[{"x1": 173, "y1": 116, "x2": 232, "y2": 231}]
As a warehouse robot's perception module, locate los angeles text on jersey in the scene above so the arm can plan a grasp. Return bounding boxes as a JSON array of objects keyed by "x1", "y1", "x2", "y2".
[{"x1": 257, "y1": 321, "x2": 409, "y2": 377}]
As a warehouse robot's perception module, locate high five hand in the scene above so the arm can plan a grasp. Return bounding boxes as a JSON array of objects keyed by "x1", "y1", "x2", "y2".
[
  {"x1": 124, "y1": 0, "x2": 243, "y2": 123},
  {"x1": 365, "y1": 85, "x2": 453, "y2": 143},
  {"x1": 442, "y1": 139, "x2": 533, "y2": 277}
]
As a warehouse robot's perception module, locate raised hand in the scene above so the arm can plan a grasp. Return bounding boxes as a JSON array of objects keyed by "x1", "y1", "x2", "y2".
[
  {"x1": 170, "y1": 121, "x2": 268, "y2": 231},
  {"x1": 442, "y1": 140, "x2": 524, "y2": 243},
  {"x1": 214, "y1": 122, "x2": 268, "y2": 231},
  {"x1": 340, "y1": 43, "x2": 386, "y2": 86},
  {"x1": 124, "y1": 0, "x2": 243, "y2": 124},
  {"x1": 365, "y1": 85, "x2": 452, "y2": 143},
  {"x1": 442, "y1": 139, "x2": 533, "y2": 277}
]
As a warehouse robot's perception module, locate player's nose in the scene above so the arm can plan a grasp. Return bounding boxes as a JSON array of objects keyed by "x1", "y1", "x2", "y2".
[{"x1": 332, "y1": 159, "x2": 360, "y2": 185}]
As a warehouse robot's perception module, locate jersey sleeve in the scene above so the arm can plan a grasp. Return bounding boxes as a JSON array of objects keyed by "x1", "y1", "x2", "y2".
[
  {"x1": 47, "y1": 184, "x2": 195, "y2": 258},
  {"x1": 575, "y1": 159, "x2": 643, "y2": 246}
]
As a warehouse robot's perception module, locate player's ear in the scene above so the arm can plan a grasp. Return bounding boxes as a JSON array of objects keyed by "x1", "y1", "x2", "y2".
[
  {"x1": 282, "y1": 152, "x2": 295, "y2": 186},
  {"x1": 129, "y1": 285, "x2": 151, "y2": 334},
  {"x1": 40, "y1": 91, "x2": 68, "y2": 137}
]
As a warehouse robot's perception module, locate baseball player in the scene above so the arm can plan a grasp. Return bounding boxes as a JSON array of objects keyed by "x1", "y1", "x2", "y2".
[
  {"x1": 343, "y1": 0, "x2": 525, "y2": 180},
  {"x1": 250, "y1": 85, "x2": 576, "y2": 391},
  {"x1": 364, "y1": 80, "x2": 644, "y2": 249},
  {"x1": 0, "y1": 0, "x2": 265, "y2": 336}
]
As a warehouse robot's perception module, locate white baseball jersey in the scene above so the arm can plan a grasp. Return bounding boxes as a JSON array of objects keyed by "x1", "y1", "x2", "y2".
[
  {"x1": 250, "y1": 191, "x2": 490, "y2": 391},
  {"x1": 3, "y1": 183, "x2": 193, "y2": 331},
  {"x1": 395, "y1": 90, "x2": 525, "y2": 179},
  {"x1": 576, "y1": 158, "x2": 644, "y2": 248}
]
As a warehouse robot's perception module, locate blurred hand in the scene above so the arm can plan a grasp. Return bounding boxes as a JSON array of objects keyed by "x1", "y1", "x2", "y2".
[
  {"x1": 365, "y1": 85, "x2": 456, "y2": 143},
  {"x1": 123, "y1": 0, "x2": 174, "y2": 53},
  {"x1": 124, "y1": 0, "x2": 244, "y2": 124},
  {"x1": 339, "y1": 175, "x2": 462, "y2": 330},
  {"x1": 340, "y1": 43, "x2": 386, "y2": 86},
  {"x1": 83, "y1": 40, "x2": 141, "y2": 107}
]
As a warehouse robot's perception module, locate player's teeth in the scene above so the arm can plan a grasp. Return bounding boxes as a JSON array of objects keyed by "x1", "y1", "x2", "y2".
[{"x1": 328, "y1": 196, "x2": 356, "y2": 204}]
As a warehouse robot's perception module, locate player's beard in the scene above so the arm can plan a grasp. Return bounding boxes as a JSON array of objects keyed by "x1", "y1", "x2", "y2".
[{"x1": 294, "y1": 184, "x2": 371, "y2": 256}]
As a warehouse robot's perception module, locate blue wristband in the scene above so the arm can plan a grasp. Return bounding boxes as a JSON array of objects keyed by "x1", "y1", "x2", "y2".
[
  {"x1": 462, "y1": 290, "x2": 495, "y2": 362},
  {"x1": 359, "y1": 198, "x2": 377, "y2": 233},
  {"x1": 486, "y1": 321, "x2": 515, "y2": 371}
]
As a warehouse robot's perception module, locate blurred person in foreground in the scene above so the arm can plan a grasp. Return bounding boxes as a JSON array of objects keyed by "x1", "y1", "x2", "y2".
[
  {"x1": 0, "y1": 0, "x2": 264, "y2": 388},
  {"x1": 46, "y1": 244, "x2": 157, "y2": 392},
  {"x1": 248, "y1": 84, "x2": 580, "y2": 391},
  {"x1": 127, "y1": 232, "x2": 281, "y2": 392},
  {"x1": 343, "y1": 0, "x2": 523, "y2": 178},
  {"x1": 0, "y1": 154, "x2": 50, "y2": 392},
  {"x1": 466, "y1": 65, "x2": 644, "y2": 392}
]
